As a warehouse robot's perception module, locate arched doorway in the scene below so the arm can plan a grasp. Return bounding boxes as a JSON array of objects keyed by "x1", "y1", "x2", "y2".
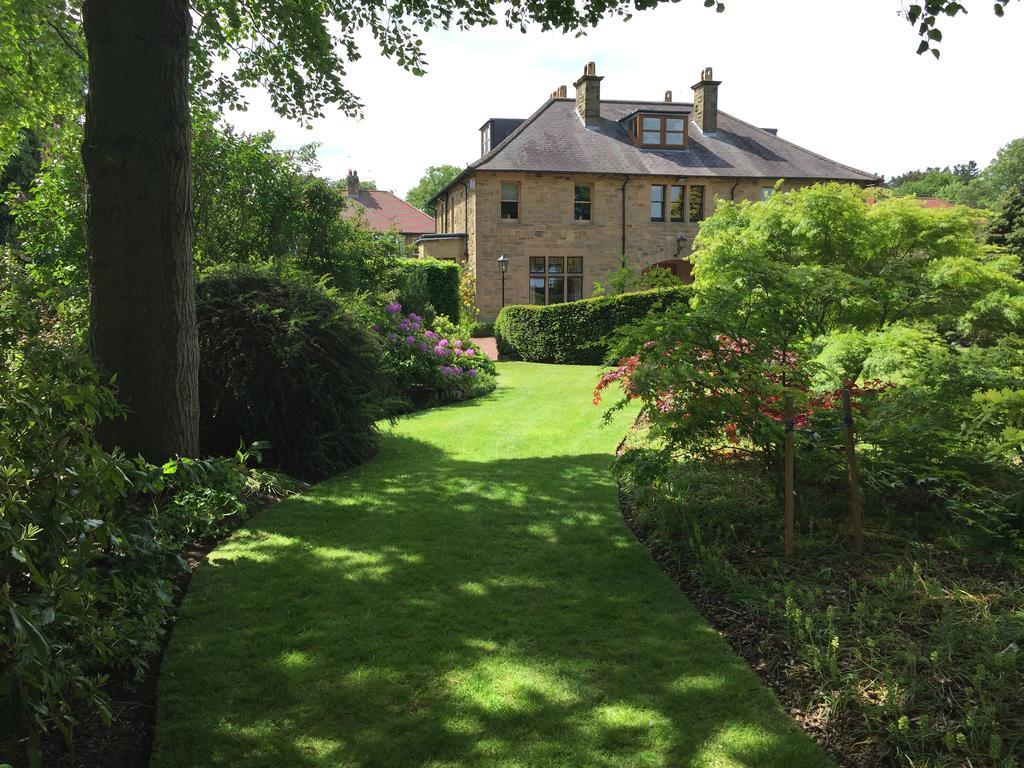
[{"x1": 644, "y1": 259, "x2": 693, "y2": 285}]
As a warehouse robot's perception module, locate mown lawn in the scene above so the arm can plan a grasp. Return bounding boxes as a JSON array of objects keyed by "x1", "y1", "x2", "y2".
[{"x1": 150, "y1": 362, "x2": 833, "y2": 767}]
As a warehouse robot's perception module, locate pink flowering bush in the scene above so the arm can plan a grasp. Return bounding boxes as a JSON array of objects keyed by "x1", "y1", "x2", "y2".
[
  {"x1": 595, "y1": 331, "x2": 888, "y2": 459},
  {"x1": 375, "y1": 302, "x2": 495, "y2": 407}
]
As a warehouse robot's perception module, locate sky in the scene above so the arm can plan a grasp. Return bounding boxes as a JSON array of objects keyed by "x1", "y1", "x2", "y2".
[{"x1": 223, "y1": 0, "x2": 1024, "y2": 197}]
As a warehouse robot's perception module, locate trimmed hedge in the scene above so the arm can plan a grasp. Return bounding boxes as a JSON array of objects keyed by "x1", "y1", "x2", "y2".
[
  {"x1": 469, "y1": 321, "x2": 495, "y2": 337},
  {"x1": 395, "y1": 257, "x2": 461, "y2": 322},
  {"x1": 495, "y1": 286, "x2": 691, "y2": 364}
]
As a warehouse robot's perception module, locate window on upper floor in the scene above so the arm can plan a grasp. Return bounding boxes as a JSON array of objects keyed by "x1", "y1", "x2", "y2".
[
  {"x1": 500, "y1": 182, "x2": 519, "y2": 220},
  {"x1": 650, "y1": 185, "x2": 666, "y2": 222},
  {"x1": 689, "y1": 185, "x2": 705, "y2": 222},
  {"x1": 669, "y1": 185, "x2": 685, "y2": 222},
  {"x1": 529, "y1": 256, "x2": 583, "y2": 305},
  {"x1": 651, "y1": 184, "x2": 707, "y2": 224},
  {"x1": 481, "y1": 123, "x2": 492, "y2": 155},
  {"x1": 574, "y1": 184, "x2": 592, "y2": 221},
  {"x1": 634, "y1": 114, "x2": 688, "y2": 148}
]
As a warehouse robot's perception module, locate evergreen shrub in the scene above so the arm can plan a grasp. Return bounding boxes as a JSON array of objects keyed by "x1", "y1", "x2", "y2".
[{"x1": 196, "y1": 265, "x2": 392, "y2": 480}]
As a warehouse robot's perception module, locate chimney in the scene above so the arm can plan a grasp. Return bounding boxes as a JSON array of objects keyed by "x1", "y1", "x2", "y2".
[
  {"x1": 691, "y1": 66, "x2": 722, "y2": 134},
  {"x1": 550, "y1": 85, "x2": 567, "y2": 98},
  {"x1": 346, "y1": 169, "x2": 360, "y2": 197},
  {"x1": 664, "y1": 90, "x2": 673, "y2": 102},
  {"x1": 573, "y1": 62, "x2": 603, "y2": 127}
]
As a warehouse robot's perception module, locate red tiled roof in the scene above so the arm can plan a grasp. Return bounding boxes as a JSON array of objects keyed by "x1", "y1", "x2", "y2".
[
  {"x1": 913, "y1": 197, "x2": 954, "y2": 209},
  {"x1": 343, "y1": 190, "x2": 435, "y2": 236}
]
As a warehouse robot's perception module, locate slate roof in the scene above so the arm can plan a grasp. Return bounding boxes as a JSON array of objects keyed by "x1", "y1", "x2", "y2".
[
  {"x1": 343, "y1": 190, "x2": 434, "y2": 236},
  {"x1": 431, "y1": 98, "x2": 877, "y2": 204}
]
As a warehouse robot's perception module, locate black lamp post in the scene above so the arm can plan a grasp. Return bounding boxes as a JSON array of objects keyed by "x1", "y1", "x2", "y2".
[{"x1": 497, "y1": 254, "x2": 509, "y2": 308}]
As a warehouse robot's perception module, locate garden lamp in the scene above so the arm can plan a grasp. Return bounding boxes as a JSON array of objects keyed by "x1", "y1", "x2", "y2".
[
  {"x1": 675, "y1": 233, "x2": 688, "y2": 259},
  {"x1": 497, "y1": 254, "x2": 509, "y2": 308}
]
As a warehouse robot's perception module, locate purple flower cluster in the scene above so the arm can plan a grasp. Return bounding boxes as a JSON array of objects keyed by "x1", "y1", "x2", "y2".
[{"x1": 375, "y1": 302, "x2": 489, "y2": 389}]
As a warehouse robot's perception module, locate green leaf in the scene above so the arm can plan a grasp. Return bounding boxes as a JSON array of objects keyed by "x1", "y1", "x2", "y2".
[{"x1": 8, "y1": 608, "x2": 50, "y2": 663}]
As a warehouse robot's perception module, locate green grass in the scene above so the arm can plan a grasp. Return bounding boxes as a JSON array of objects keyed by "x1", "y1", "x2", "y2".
[{"x1": 151, "y1": 362, "x2": 833, "y2": 768}]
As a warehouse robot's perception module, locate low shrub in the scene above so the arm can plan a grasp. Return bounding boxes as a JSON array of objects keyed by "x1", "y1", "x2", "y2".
[
  {"x1": 468, "y1": 321, "x2": 494, "y2": 337},
  {"x1": 393, "y1": 257, "x2": 461, "y2": 322},
  {"x1": 494, "y1": 286, "x2": 690, "y2": 364},
  {"x1": 374, "y1": 301, "x2": 496, "y2": 409},
  {"x1": 196, "y1": 265, "x2": 393, "y2": 481}
]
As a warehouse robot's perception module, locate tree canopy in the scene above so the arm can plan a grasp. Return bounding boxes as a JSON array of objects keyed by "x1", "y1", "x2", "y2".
[
  {"x1": 405, "y1": 164, "x2": 462, "y2": 214},
  {"x1": 1, "y1": 0, "x2": 1018, "y2": 166},
  {"x1": 888, "y1": 137, "x2": 1024, "y2": 210}
]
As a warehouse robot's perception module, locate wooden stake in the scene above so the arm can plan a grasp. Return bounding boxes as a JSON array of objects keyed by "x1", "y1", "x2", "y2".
[
  {"x1": 784, "y1": 395, "x2": 795, "y2": 557},
  {"x1": 841, "y1": 387, "x2": 864, "y2": 554}
]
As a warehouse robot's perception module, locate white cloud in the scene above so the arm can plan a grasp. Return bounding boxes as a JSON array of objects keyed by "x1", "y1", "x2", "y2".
[{"x1": 221, "y1": 0, "x2": 1024, "y2": 195}]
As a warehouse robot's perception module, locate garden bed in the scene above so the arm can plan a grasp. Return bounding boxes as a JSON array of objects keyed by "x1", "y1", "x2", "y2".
[
  {"x1": 614, "y1": 437, "x2": 1024, "y2": 768},
  {"x1": 11, "y1": 487, "x2": 299, "y2": 768}
]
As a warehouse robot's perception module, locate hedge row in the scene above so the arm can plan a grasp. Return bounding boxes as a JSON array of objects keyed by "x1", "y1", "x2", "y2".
[
  {"x1": 494, "y1": 286, "x2": 691, "y2": 364},
  {"x1": 394, "y1": 257, "x2": 461, "y2": 322}
]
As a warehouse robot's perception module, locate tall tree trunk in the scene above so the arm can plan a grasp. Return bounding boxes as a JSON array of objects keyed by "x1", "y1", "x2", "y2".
[{"x1": 82, "y1": 0, "x2": 199, "y2": 460}]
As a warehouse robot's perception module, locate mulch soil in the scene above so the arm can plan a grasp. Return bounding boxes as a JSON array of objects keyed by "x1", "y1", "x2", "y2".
[{"x1": 10, "y1": 543, "x2": 212, "y2": 768}]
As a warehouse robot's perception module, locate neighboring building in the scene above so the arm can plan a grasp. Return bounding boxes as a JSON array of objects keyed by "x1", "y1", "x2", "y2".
[
  {"x1": 425, "y1": 64, "x2": 879, "y2": 321},
  {"x1": 912, "y1": 196, "x2": 955, "y2": 209},
  {"x1": 342, "y1": 170, "x2": 434, "y2": 247}
]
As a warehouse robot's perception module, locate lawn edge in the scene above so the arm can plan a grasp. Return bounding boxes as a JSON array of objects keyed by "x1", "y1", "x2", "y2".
[{"x1": 613, "y1": 434, "x2": 863, "y2": 768}]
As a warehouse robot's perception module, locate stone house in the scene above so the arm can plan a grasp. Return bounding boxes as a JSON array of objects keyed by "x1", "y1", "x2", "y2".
[
  {"x1": 423, "y1": 64, "x2": 878, "y2": 321},
  {"x1": 342, "y1": 170, "x2": 434, "y2": 248}
]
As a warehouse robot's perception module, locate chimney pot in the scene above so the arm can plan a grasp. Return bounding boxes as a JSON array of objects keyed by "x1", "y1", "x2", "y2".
[
  {"x1": 664, "y1": 90, "x2": 673, "y2": 102},
  {"x1": 346, "y1": 169, "x2": 360, "y2": 197},
  {"x1": 691, "y1": 66, "x2": 722, "y2": 134},
  {"x1": 550, "y1": 85, "x2": 567, "y2": 98},
  {"x1": 573, "y1": 62, "x2": 603, "y2": 127}
]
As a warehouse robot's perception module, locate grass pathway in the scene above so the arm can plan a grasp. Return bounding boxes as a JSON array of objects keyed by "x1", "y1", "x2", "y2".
[{"x1": 151, "y1": 363, "x2": 832, "y2": 768}]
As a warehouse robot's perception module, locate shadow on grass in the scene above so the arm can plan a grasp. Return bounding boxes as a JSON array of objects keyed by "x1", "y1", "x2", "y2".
[{"x1": 152, "y1": 434, "x2": 830, "y2": 768}]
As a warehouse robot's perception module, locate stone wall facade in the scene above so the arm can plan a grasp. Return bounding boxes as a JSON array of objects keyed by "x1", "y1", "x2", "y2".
[{"x1": 463, "y1": 171, "x2": 802, "y2": 321}]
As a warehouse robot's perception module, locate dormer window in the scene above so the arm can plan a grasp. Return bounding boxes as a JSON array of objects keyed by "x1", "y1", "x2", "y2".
[
  {"x1": 625, "y1": 112, "x2": 689, "y2": 148},
  {"x1": 481, "y1": 123, "x2": 492, "y2": 155},
  {"x1": 640, "y1": 115, "x2": 686, "y2": 147}
]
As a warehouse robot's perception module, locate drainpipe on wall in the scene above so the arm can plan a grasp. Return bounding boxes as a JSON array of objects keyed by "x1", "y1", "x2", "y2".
[
  {"x1": 620, "y1": 176, "x2": 629, "y2": 268},
  {"x1": 729, "y1": 180, "x2": 740, "y2": 200},
  {"x1": 462, "y1": 181, "x2": 470, "y2": 261}
]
